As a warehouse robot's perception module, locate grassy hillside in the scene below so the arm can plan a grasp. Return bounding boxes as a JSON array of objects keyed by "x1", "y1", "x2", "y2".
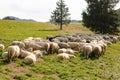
[
  {"x1": 0, "y1": 20, "x2": 92, "y2": 46},
  {"x1": 0, "y1": 20, "x2": 120, "y2": 80}
]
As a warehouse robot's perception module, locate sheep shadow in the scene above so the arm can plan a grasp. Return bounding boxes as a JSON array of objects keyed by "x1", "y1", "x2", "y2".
[
  {"x1": 0, "y1": 59, "x2": 8, "y2": 65},
  {"x1": 79, "y1": 53, "x2": 99, "y2": 60}
]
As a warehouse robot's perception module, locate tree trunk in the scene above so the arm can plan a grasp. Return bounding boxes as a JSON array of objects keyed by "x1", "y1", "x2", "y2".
[{"x1": 60, "y1": 23, "x2": 62, "y2": 30}]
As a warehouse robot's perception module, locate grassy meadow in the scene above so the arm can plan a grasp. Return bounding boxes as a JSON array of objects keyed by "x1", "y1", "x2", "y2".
[{"x1": 0, "y1": 20, "x2": 120, "y2": 80}]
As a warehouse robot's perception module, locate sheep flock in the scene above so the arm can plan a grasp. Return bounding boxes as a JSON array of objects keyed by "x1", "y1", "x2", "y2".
[{"x1": 0, "y1": 33, "x2": 120, "y2": 64}]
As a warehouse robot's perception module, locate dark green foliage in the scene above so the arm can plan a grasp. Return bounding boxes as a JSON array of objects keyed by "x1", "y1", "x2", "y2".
[
  {"x1": 50, "y1": 0, "x2": 71, "y2": 30},
  {"x1": 82, "y1": 0, "x2": 120, "y2": 34}
]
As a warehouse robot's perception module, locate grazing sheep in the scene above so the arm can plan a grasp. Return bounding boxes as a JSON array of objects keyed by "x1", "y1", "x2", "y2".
[
  {"x1": 58, "y1": 42, "x2": 70, "y2": 49},
  {"x1": 23, "y1": 41, "x2": 42, "y2": 51},
  {"x1": 7, "y1": 45, "x2": 20, "y2": 62},
  {"x1": 20, "y1": 49, "x2": 33, "y2": 58},
  {"x1": 92, "y1": 44, "x2": 102, "y2": 57},
  {"x1": 58, "y1": 48, "x2": 67, "y2": 53},
  {"x1": 0, "y1": 44, "x2": 5, "y2": 51},
  {"x1": 49, "y1": 42, "x2": 59, "y2": 54},
  {"x1": 11, "y1": 41, "x2": 25, "y2": 49},
  {"x1": 35, "y1": 42, "x2": 50, "y2": 53},
  {"x1": 2, "y1": 52, "x2": 8, "y2": 58},
  {"x1": 33, "y1": 50, "x2": 43, "y2": 58},
  {"x1": 68, "y1": 42, "x2": 80, "y2": 52},
  {"x1": 57, "y1": 53, "x2": 75, "y2": 60},
  {"x1": 24, "y1": 54, "x2": 37, "y2": 64},
  {"x1": 82, "y1": 44, "x2": 93, "y2": 59},
  {"x1": 66, "y1": 48, "x2": 79, "y2": 54}
]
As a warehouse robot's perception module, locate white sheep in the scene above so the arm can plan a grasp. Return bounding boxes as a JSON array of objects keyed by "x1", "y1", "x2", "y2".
[
  {"x1": 49, "y1": 42, "x2": 59, "y2": 54},
  {"x1": 11, "y1": 41, "x2": 25, "y2": 49},
  {"x1": 24, "y1": 54, "x2": 37, "y2": 64},
  {"x1": 58, "y1": 48, "x2": 67, "y2": 53},
  {"x1": 7, "y1": 45, "x2": 20, "y2": 62},
  {"x1": 33, "y1": 50, "x2": 43, "y2": 58},
  {"x1": 58, "y1": 48, "x2": 78, "y2": 54},
  {"x1": 82, "y1": 44, "x2": 93, "y2": 59},
  {"x1": 2, "y1": 52, "x2": 8, "y2": 59},
  {"x1": 57, "y1": 53, "x2": 75, "y2": 60},
  {"x1": 0, "y1": 44, "x2": 5, "y2": 51},
  {"x1": 20, "y1": 49, "x2": 33, "y2": 58}
]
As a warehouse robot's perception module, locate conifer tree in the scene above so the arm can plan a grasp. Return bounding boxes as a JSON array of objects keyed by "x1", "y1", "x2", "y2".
[
  {"x1": 82, "y1": 0, "x2": 119, "y2": 34},
  {"x1": 50, "y1": 0, "x2": 71, "y2": 30}
]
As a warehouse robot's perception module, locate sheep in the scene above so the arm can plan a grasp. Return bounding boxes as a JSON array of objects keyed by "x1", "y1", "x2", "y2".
[
  {"x1": 23, "y1": 41, "x2": 42, "y2": 51},
  {"x1": 0, "y1": 44, "x2": 5, "y2": 51},
  {"x1": 58, "y1": 48, "x2": 67, "y2": 53},
  {"x1": 82, "y1": 44, "x2": 93, "y2": 59},
  {"x1": 66, "y1": 48, "x2": 79, "y2": 54},
  {"x1": 11, "y1": 41, "x2": 25, "y2": 49},
  {"x1": 57, "y1": 53, "x2": 75, "y2": 60},
  {"x1": 24, "y1": 54, "x2": 37, "y2": 64},
  {"x1": 7, "y1": 45, "x2": 20, "y2": 62},
  {"x1": 49, "y1": 42, "x2": 59, "y2": 54},
  {"x1": 35, "y1": 42, "x2": 50, "y2": 53},
  {"x1": 32, "y1": 37, "x2": 43, "y2": 42},
  {"x1": 91, "y1": 44, "x2": 102, "y2": 58},
  {"x1": 58, "y1": 42, "x2": 70, "y2": 49},
  {"x1": 20, "y1": 49, "x2": 33, "y2": 58},
  {"x1": 2, "y1": 52, "x2": 8, "y2": 59},
  {"x1": 67, "y1": 42, "x2": 80, "y2": 52},
  {"x1": 55, "y1": 37, "x2": 68, "y2": 42},
  {"x1": 58, "y1": 48, "x2": 79, "y2": 54},
  {"x1": 33, "y1": 50, "x2": 43, "y2": 58}
]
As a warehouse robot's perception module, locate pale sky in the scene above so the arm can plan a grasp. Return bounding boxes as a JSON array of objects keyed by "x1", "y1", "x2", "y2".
[{"x1": 0, "y1": 0, "x2": 120, "y2": 22}]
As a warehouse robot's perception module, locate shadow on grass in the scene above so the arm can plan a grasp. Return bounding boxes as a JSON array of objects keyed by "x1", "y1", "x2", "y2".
[
  {"x1": 79, "y1": 53, "x2": 99, "y2": 60},
  {"x1": 0, "y1": 59, "x2": 8, "y2": 65},
  {"x1": 38, "y1": 29, "x2": 60, "y2": 32}
]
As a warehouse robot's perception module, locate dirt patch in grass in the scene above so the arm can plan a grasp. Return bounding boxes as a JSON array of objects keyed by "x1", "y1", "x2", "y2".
[{"x1": 6, "y1": 62, "x2": 29, "y2": 76}]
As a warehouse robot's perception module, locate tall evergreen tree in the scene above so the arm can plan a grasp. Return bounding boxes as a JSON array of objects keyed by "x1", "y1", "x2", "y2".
[
  {"x1": 50, "y1": 0, "x2": 71, "y2": 30},
  {"x1": 82, "y1": 0, "x2": 119, "y2": 34}
]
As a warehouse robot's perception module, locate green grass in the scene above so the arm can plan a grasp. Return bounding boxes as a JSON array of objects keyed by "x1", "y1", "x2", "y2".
[{"x1": 0, "y1": 20, "x2": 120, "y2": 80}]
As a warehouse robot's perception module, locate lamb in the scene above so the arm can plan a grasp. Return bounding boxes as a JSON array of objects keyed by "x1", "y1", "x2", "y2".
[
  {"x1": 7, "y1": 45, "x2": 20, "y2": 62},
  {"x1": 24, "y1": 54, "x2": 37, "y2": 64},
  {"x1": 20, "y1": 49, "x2": 33, "y2": 58},
  {"x1": 2, "y1": 52, "x2": 8, "y2": 59},
  {"x1": 0, "y1": 44, "x2": 5, "y2": 51},
  {"x1": 57, "y1": 53, "x2": 75, "y2": 60}
]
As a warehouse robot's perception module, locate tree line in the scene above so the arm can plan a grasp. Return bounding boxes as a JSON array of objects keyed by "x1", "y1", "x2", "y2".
[{"x1": 50, "y1": 0, "x2": 120, "y2": 34}]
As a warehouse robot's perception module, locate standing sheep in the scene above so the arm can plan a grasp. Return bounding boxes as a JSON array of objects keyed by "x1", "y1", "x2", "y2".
[
  {"x1": 7, "y1": 45, "x2": 20, "y2": 62},
  {"x1": 82, "y1": 44, "x2": 93, "y2": 59}
]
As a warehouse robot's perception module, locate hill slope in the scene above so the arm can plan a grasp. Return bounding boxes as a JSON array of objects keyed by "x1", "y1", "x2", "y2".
[{"x1": 0, "y1": 20, "x2": 120, "y2": 80}]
